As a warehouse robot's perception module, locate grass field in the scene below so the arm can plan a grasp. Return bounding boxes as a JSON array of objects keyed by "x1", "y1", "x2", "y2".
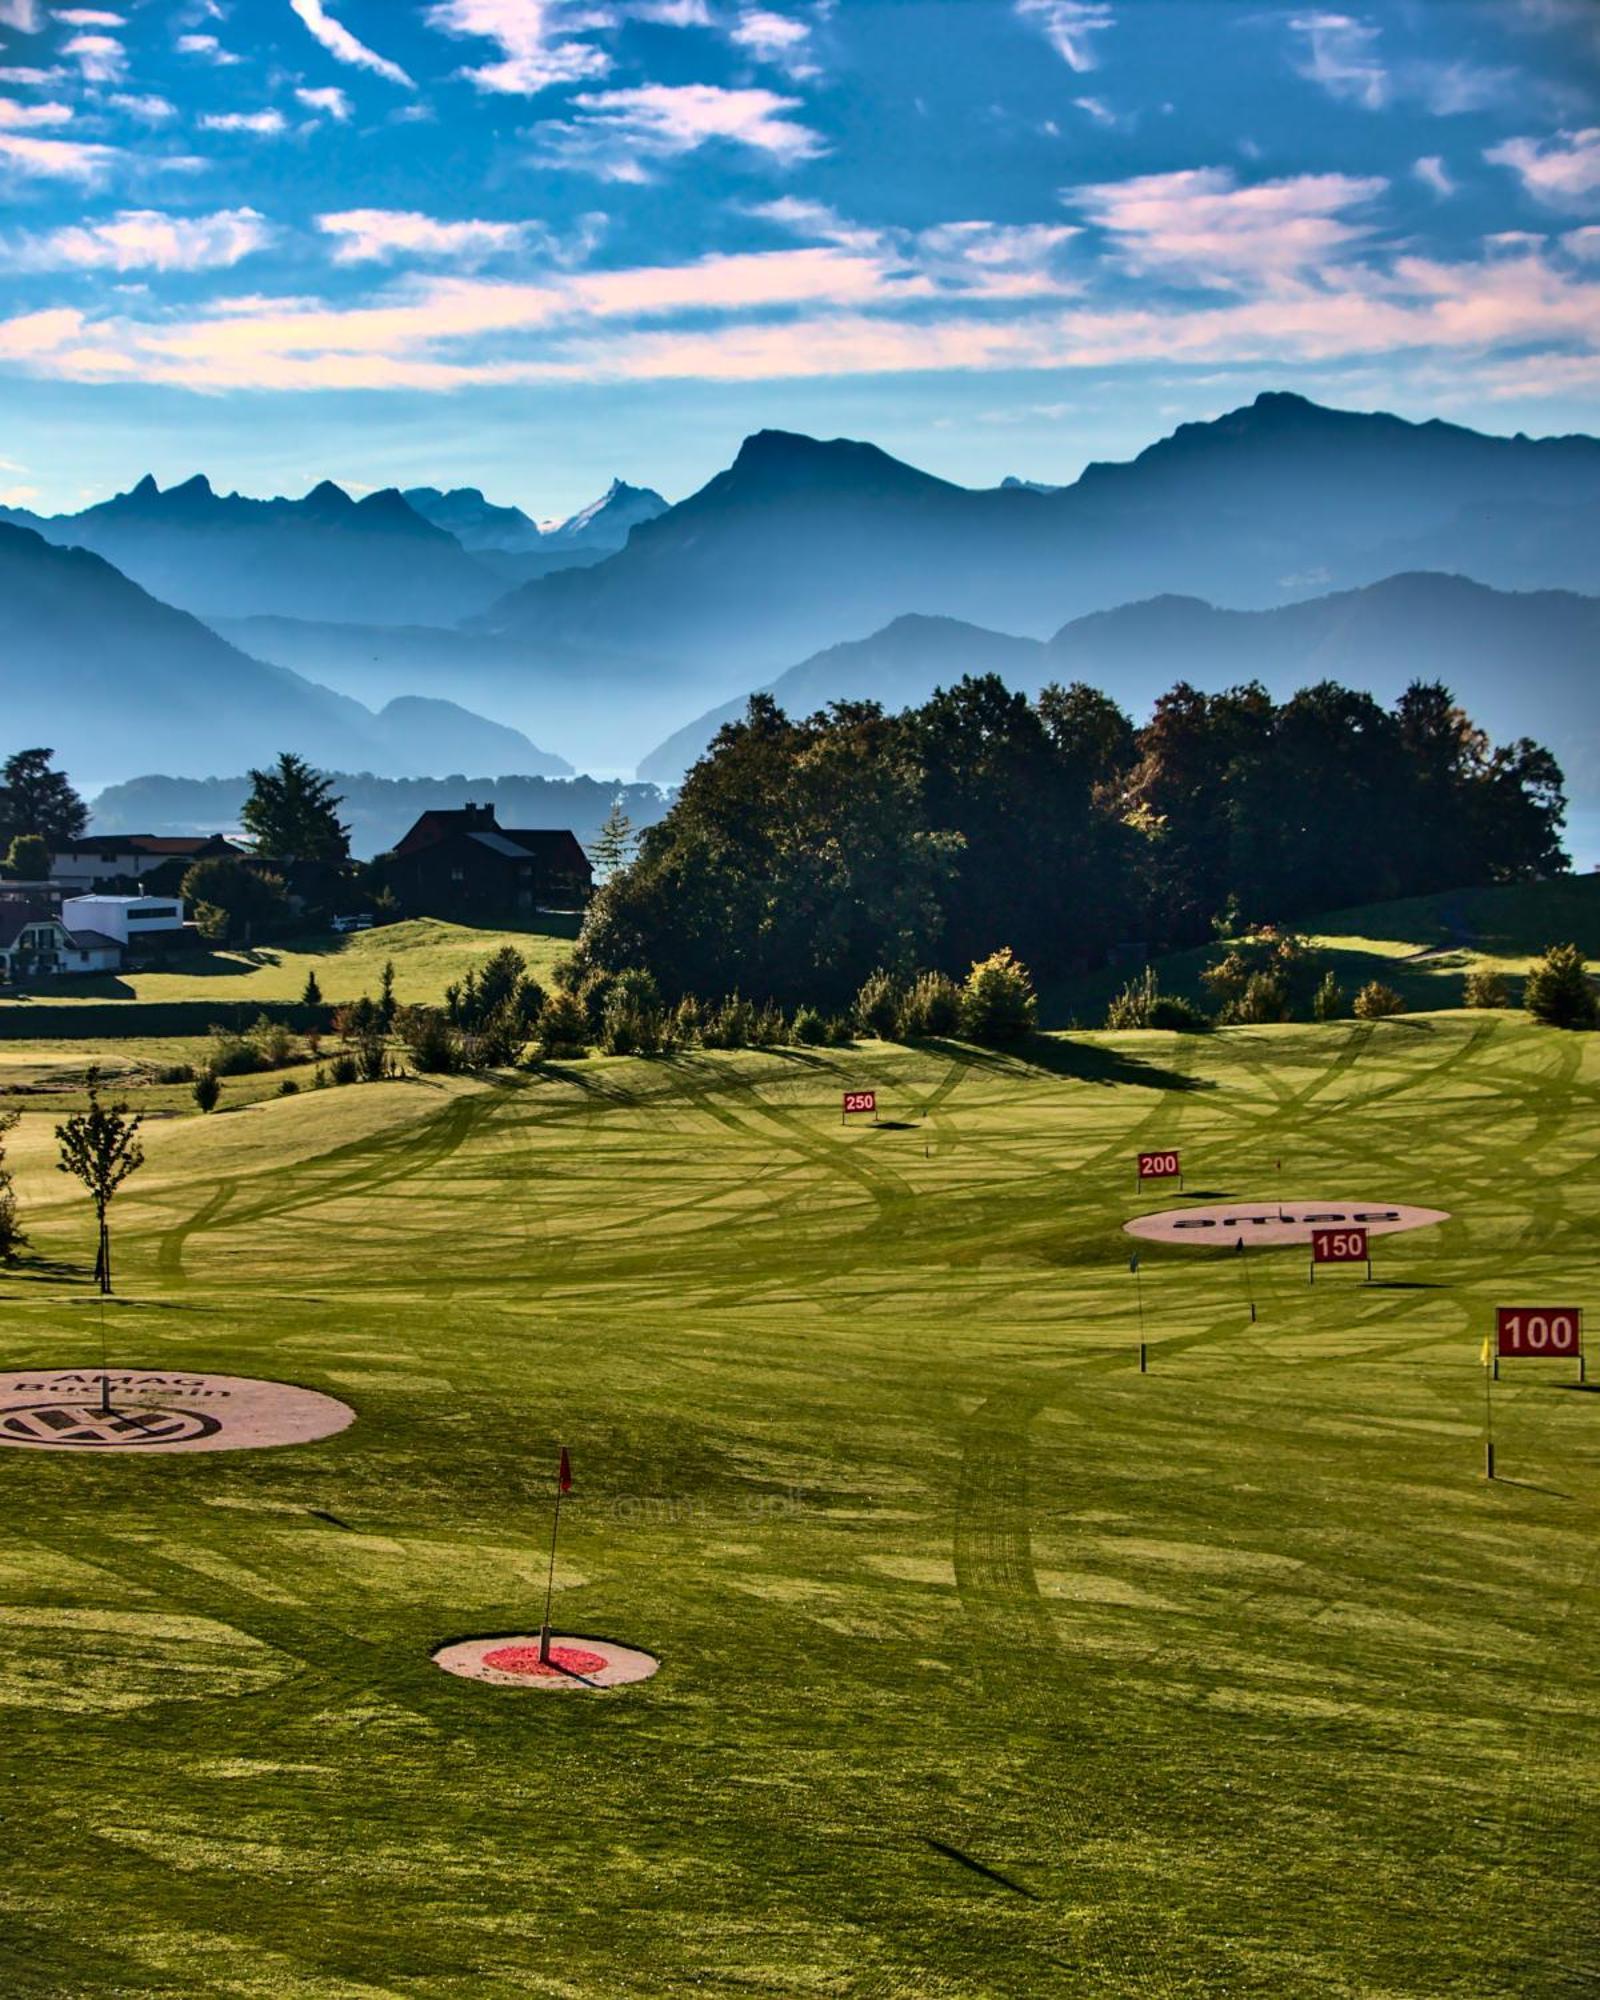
[
  {"x1": 0, "y1": 916, "x2": 578, "y2": 1027},
  {"x1": 0, "y1": 1015, "x2": 1596, "y2": 1996}
]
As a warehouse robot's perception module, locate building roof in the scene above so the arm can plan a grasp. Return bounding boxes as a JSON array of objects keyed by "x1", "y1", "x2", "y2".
[
  {"x1": 467, "y1": 830, "x2": 539, "y2": 861},
  {"x1": 52, "y1": 833, "x2": 239, "y2": 859},
  {"x1": 62, "y1": 929, "x2": 121, "y2": 952},
  {"x1": 0, "y1": 901, "x2": 59, "y2": 948}
]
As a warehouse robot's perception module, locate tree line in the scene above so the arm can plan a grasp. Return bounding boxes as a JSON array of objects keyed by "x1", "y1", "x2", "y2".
[{"x1": 575, "y1": 675, "x2": 1567, "y2": 1008}]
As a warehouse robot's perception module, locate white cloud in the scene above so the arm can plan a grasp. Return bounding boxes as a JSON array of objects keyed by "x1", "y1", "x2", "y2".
[
  {"x1": 1071, "y1": 166, "x2": 1386, "y2": 287},
  {"x1": 317, "y1": 208, "x2": 531, "y2": 264},
  {"x1": 3, "y1": 206, "x2": 274, "y2": 271},
  {"x1": 730, "y1": 9, "x2": 818, "y2": 80},
  {"x1": 0, "y1": 0, "x2": 42, "y2": 28},
  {"x1": 0, "y1": 131, "x2": 117, "y2": 181},
  {"x1": 1288, "y1": 12, "x2": 1387, "y2": 108},
  {"x1": 1413, "y1": 155, "x2": 1454, "y2": 198},
  {"x1": 0, "y1": 66, "x2": 64, "y2": 84},
  {"x1": 425, "y1": 0, "x2": 612, "y2": 96},
  {"x1": 109, "y1": 92, "x2": 177, "y2": 122},
  {"x1": 54, "y1": 8, "x2": 125, "y2": 22},
  {"x1": 1564, "y1": 224, "x2": 1600, "y2": 260},
  {"x1": 176, "y1": 33, "x2": 242, "y2": 65},
  {"x1": 197, "y1": 108, "x2": 289, "y2": 135},
  {"x1": 288, "y1": 0, "x2": 415, "y2": 90},
  {"x1": 534, "y1": 82, "x2": 823, "y2": 180},
  {"x1": 296, "y1": 84, "x2": 352, "y2": 119},
  {"x1": 1486, "y1": 128, "x2": 1600, "y2": 208},
  {"x1": 1014, "y1": 1, "x2": 1114, "y2": 73},
  {"x1": 0, "y1": 96, "x2": 73, "y2": 125},
  {"x1": 61, "y1": 32, "x2": 127, "y2": 83}
]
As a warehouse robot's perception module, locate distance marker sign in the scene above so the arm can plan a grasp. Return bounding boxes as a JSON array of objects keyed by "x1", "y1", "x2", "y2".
[
  {"x1": 842, "y1": 1090, "x2": 878, "y2": 1121},
  {"x1": 1312, "y1": 1227, "x2": 1368, "y2": 1264},
  {"x1": 1496, "y1": 1307, "x2": 1583, "y2": 1359},
  {"x1": 1137, "y1": 1150, "x2": 1181, "y2": 1185}
]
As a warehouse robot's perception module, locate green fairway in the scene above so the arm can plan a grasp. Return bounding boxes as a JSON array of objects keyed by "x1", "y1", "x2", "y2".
[{"x1": 0, "y1": 1017, "x2": 1596, "y2": 1996}]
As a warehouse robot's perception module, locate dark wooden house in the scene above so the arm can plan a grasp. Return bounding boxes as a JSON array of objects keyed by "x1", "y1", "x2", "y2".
[{"x1": 384, "y1": 805, "x2": 591, "y2": 921}]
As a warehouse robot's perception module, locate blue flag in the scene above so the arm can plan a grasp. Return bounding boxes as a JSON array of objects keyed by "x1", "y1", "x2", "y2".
[{"x1": 1129, "y1": 1251, "x2": 1140, "y2": 1274}]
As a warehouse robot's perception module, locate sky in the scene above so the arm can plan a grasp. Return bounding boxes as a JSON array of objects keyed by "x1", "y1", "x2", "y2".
[{"x1": 0, "y1": 0, "x2": 1598, "y2": 516}]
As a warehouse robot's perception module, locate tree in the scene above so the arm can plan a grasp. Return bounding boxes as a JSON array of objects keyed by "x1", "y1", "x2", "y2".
[
  {"x1": 379, "y1": 958, "x2": 397, "y2": 1027},
  {"x1": 302, "y1": 969, "x2": 323, "y2": 1006},
  {"x1": 1353, "y1": 981, "x2": 1405, "y2": 1020},
  {"x1": 181, "y1": 857, "x2": 288, "y2": 946},
  {"x1": 5, "y1": 833, "x2": 48, "y2": 879},
  {"x1": 55, "y1": 1069, "x2": 144, "y2": 1294},
  {"x1": 1523, "y1": 943, "x2": 1598, "y2": 1030},
  {"x1": 0, "y1": 1109, "x2": 25, "y2": 1264},
  {"x1": 241, "y1": 753, "x2": 350, "y2": 862},
  {"x1": 961, "y1": 948, "x2": 1037, "y2": 1045},
  {"x1": 193, "y1": 1071, "x2": 221, "y2": 1113},
  {"x1": 0, "y1": 748, "x2": 87, "y2": 849},
  {"x1": 591, "y1": 797, "x2": 637, "y2": 881}
]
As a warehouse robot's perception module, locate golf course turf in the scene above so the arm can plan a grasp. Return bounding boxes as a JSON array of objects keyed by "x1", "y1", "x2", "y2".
[{"x1": 0, "y1": 1013, "x2": 1595, "y2": 1996}]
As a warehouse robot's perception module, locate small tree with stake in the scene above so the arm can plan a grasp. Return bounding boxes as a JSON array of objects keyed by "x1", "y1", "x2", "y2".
[{"x1": 55, "y1": 1069, "x2": 145, "y2": 1295}]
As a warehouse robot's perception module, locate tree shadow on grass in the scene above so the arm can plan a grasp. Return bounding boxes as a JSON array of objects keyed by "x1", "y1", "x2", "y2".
[{"x1": 917, "y1": 1035, "x2": 1212, "y2": 1093}]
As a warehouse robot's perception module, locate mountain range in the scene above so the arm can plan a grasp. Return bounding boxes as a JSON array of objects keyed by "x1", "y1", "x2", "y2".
[
  {"x1": 0, "y1": 520, "x2": 568, "y2": 785},
  {"x1": 638, "y1": 576, "x2": 1600, "y2": 815},
  {"x1": 401, "y1": 477, "x2": 667, "y2": 584}
]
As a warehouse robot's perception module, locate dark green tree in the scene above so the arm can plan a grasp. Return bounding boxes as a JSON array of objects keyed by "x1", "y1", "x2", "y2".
[
  {"x1": 1524, "y1": 943, "x2": 1598, "y2": 1030},
  {"x1": 0, "y1": 1108, "x2": 25, "y2": 1263},
  {"x1": 181, "y1": 857, "x2": 288, "y2": 946},
  {"x1": 55, "y1": 1070, "x2": 144, "y2": 1294},
  {"x1": 0, "y1": 748, "x2": 87, "y2": 848},
  {"x1": 5, "y1": 833, "x2": 48, "y2": 879},
  {"x1": 241, "y1": 753, "x2": 350, "y2": 861},
  {"x1": 591, "y1": 797, "x2": 636, "y2": 880}
]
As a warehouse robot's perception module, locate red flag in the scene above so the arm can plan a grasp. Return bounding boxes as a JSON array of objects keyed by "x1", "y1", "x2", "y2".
[{"x1": 558, "y1": 1446, "x2": 572, "y2": 1494}]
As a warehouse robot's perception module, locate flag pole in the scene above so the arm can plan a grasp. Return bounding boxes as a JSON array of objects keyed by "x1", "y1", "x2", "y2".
[
  {"x1": 1483, "y1": 1340, "x2": 1495, "y2": 1481},
  {"x1": 539, "y1": 1448, "x2": 569, "y2": 1664},
  {"x1": 1236, "y1": 1237, "x2": 1256, "y2": 1323},
  {"x1": 1131, "y1": 1251, "x2": 1146, "y2": 1372}
]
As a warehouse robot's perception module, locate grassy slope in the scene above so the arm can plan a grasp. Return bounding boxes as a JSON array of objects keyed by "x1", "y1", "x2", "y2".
[
  {"x1": 0, "y1": 1022, "x2": 1596, "y2": 1997},
  {"x1": 0, "y1": 915, "x2": 578, "y2": 1014},
  {"x1": 1050, "y1": 872, "x2": 1600, "y2": 1025}
]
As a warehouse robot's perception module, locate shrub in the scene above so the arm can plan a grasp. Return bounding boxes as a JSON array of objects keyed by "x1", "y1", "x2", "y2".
[
  {"x1": 961, "y1": 948, "x2": 1037, "y2": 1045},
  {"x1": 853, "y1": 969, "x2": 903, "y2": 1040},
  {"x1": 666, "y1": 995, "x2": 703, "y2": 1048},
  {"x1": 1312, "y1": 971, "x2": 1345, "y2": 1021},
  {"x1": 355, "y1": 1033, "x2": 390, "y2": 1082},
  {"x1": 1353, "y1": 980, "x2": 1405, "y2": 1020},
  {"x1": 1149, "y1": 993, "x2": 1211, "y2": 1032},
  {"x1": 329, "y1": 1053, "x2": 360, "y2": 1085},
  {"x1": 277, "y1": 1077, "x2": 300, "y2": 1097},
  {"x1": 1105, "y1": 966, "x2": 1160, "y2": 1030},
  {"x1": 155, "y1": 1062, "x2": 195, "y2": 1085},
  {"x1": 824, "y1": 1014, "x2": 855, "y2": 1048},
  {"x1": 703, "y1": 994, "x2": 754, "y2": 1050},
  {"x1": 751, "y1": 1002, "x2": 789, "y2": 1048},
  {"x1": 398, "y1": 1005, "x2": 458, "y2": 1074},
  {"x1": 900, "y1": 970, "x2": 963, "y2": 1038},
  {"x1": 1523, "y1": 943, "x2": 1598, "y2": 1030},
  {"x1": 1227, "y1": 971, "x2": 1290, "y2": 1025},
  {"x1": 192, "y1": 1070, "x2": 221, "y2": 1114},
  {"x1": 0, "y1": 1109, "x2": 25, "y2": 1264},
  {"x1": 792, "y1": 1005, "x2": 830, "y2": 1046},
  {"x1": 536, "y1": 991, "x2": 590, "y2": 1059},
  {"x1": 251, "y1": 1014, "x2": 297, "y2": 1069},
  {"x1": 1463, "y1": 966, "x2": 1509, "y2": 1009},
  {"x1": 312, "y1": 1065, "x2": 328, "y2": 1090},
  {"x1": 207, "y1": 1027, "x2": 262, "y2": 1076}
]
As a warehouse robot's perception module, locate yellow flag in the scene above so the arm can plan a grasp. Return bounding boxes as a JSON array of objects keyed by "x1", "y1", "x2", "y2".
[{"x1": 1481, "y1": 1337, "x2": 1492, "y2": 1367}]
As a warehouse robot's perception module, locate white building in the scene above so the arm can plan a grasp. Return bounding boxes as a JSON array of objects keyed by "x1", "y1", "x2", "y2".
[
  {"x1": 60, "y1": 894, "x2": 188, "y2": 948},
  {"x1": 0, "y1": 906, "x2": 123, "y2": 981}
]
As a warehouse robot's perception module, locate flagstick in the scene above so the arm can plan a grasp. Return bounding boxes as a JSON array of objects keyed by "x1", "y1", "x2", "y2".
[
  {"x1": 1133, "y1": 1258, "x2": 1147, "y2": 1372},
  {"x1": 539, "y1": 1476, "x2": 564, "y2": 1665},
  {"x1": 1236, "y1": 1239, "x2": 1257, "y2": 1323},
  {"x1": 1484, "y1": 1349, "x2": 1495, "y2": 1482},
  {"x1": 98, "y1": 1291, "x2": 112, "y2": 1417}
]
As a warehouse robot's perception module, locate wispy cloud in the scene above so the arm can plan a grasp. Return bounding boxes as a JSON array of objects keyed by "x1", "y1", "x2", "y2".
[
  {"x1": 317, "y1": 208, "x2": 533, "y2": 264},
  {"x1": 1071, "y1": 166, "x2": 1385, "y2": 287},
  {"x1": 288, "y1": 0, "x2": 415, "y2": 90},
  {"x1": 534, "y1": 82, "x2": 823, "y2": 180},
  {"x1": 730, "y1": 9, "x2": 819, "y2": 81},
  {"x1": 0, "y1": 97, "x2": 74, "y2": 127},
  {"x1": 1014, "y1": 1, "x2": 1115, "y2": 74},
  {"x1": 175, "y1": 33, "x2": 242, "y2": 66},
  {"x1": 295, "y1": 84, "x2": 352, "y2": 120},
  {"x1": 197, "y1": 108, "x2": 289, "y2": 136},
  {"x1": 3, "y1": 206, "x2": 274, "y2": 271},
  {"x1": 1413, "y1": 155, "x2": 1454, "y2": 198},
  {"x1": 1486, "y1": 127, "x2": 1600, "y2": 208},
  {"x1": 425, "y1": 0, "x2": 612, "y2": 96},
  {"x1": 0, "y1": 0, "x2": 43, "y2": 29},
  {"x1": 1288, "y1": 12, "x2": 1387, "y2": 108},
  {"x1": 0, "y1": 131, "x2": 119, "y2": 181},
  {"x1": 61, "y1": 33, "x2": 127, "y2": 84}
]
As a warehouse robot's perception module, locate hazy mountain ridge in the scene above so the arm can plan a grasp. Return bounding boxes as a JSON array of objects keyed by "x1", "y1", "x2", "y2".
[
  {"x1": 0, "y1": 520, "x2": 568, "y2": 783},
  {"x1": 639, "y1": 573, "x2": 1600, "y2": 812},
  {"x1": 483, "y1": 395, "x2": 1600, "y2": 697}
]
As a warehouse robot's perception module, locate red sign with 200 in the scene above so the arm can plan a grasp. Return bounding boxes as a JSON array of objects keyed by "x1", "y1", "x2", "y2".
[{"x1": 1138, "y1": 1150, "x2": 1181, "y2": 1181}]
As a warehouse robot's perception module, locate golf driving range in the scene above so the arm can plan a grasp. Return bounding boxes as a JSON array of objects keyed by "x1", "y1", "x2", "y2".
[{"x1": 0, "y1": 1011, "x2": 1594, "y2": 1997}]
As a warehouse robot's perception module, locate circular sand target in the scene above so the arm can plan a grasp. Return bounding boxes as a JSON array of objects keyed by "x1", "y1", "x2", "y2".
[
  {"x1": 0, "y1": 1370, "x2": 355, "y2": 1454},
  {"x1": 1125, "y1": 1201, "x2": 1449, "y2": 1249},
  {"x1": 433, "y1": 1634, "x2": 661, "y2": 1691}
]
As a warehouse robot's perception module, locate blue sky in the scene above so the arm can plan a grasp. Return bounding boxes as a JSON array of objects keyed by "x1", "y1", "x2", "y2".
[{"x1": 0, "y1": 0, "x2": 1597, "y2": 515}]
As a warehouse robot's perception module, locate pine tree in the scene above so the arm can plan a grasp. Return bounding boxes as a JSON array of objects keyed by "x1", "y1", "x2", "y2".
[
  {"x1": 591, "y1": 797, "x2": 636, "y2": 881},
  {"x1": 1524, "y1": 943, "x2": 1598, "y2": 1030},
  {"x1": 241, "y1": 753, "x2": 350, "y2": 862},
  {"x1": 0, "y1": 748, "x2": 87, "y2": 849}
]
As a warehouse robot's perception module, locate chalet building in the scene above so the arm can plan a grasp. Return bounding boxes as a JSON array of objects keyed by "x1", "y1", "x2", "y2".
[
  {"x1": 48, "y1": 833, "x2": 244, "y2": 896},
  {"x1": 384, "y1": 805, "x2": 592, "y2": 922},
  {"x1": 0, "y1": 900, "x2": 123, "y2": 983},
  {"x1": 61, "y1": 894, "x2": 190, "y2": 952}
]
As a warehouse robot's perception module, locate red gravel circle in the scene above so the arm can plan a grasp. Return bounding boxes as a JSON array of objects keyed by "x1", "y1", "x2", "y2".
[{"x1": 482, "y1": 1643, "x2": 610, "y2": 1678}]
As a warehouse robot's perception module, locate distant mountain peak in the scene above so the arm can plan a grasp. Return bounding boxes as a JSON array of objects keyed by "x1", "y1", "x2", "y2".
[
  {"x1": 130, "y1": 473, "x2": 160, "y2": 500},
  {"x1": 303, "y1": 478, "x2": 353, "y2": 511}
]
